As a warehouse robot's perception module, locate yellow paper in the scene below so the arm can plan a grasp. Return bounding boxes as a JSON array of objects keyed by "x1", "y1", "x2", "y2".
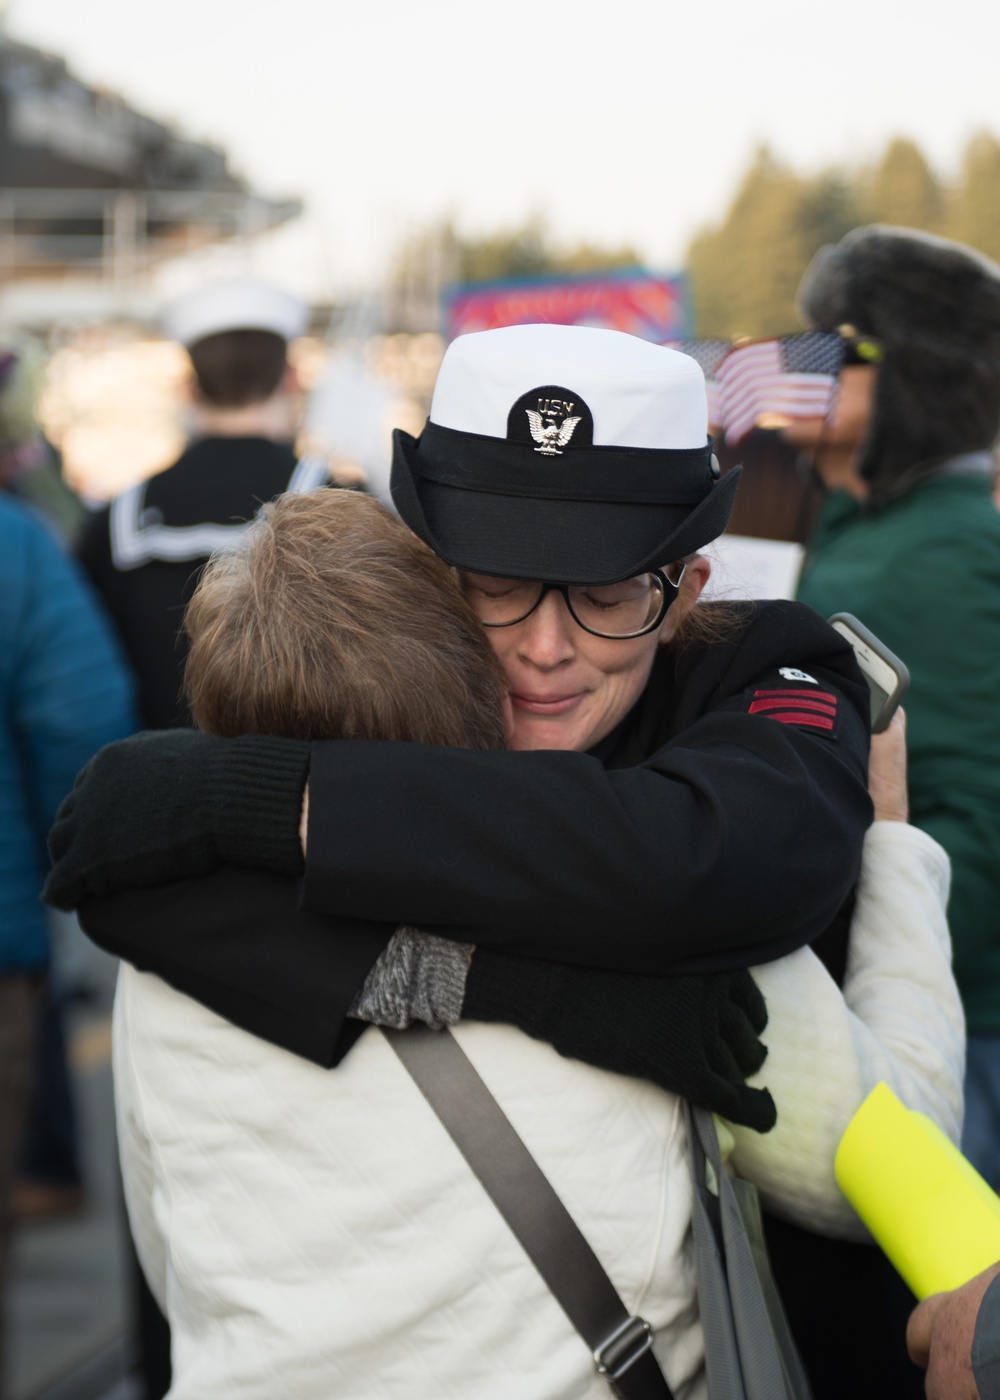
[{"x1": 835, "y1": 1082, "x2": 1000, "y2": 1299}]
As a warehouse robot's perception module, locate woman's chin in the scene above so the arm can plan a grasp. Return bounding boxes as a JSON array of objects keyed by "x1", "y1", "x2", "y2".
[{"x1": 508, "y1": 706, "x2": 591, "y2": 754}]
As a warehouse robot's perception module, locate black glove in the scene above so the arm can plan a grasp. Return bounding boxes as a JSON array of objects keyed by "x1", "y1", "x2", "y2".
[
  {"x1": 44, "y1": 729, "x2": 310, "y2": 911},
  {"x1": 464, "y1": 950, "x2": 776, "y2": 1133}
]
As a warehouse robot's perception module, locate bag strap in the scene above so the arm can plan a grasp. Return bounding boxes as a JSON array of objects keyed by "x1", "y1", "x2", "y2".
[
  {"x1": 383, "y1": 1025, "x2": 674, "y2": 1400},
  {"x1": 686, "y1": 1103, "x2": 814, "y2": 1400}
]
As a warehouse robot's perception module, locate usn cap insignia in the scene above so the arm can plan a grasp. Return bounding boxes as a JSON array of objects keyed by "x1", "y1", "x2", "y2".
[
  {"x1": 526, "y1": 408, "x2": 582, "y2": 455},
  {"x1": 506, "y1": 385, "x2": 595, "y2": 456}
]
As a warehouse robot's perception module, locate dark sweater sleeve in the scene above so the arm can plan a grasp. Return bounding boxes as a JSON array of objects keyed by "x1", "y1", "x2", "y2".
[
  {"x1": 304, "y1": 717, "x2": 868, "y2": 974},
  {"x1": 80, "y1": 868, "x2": 393, "y2": 1066},
  {"x1": 302, "y1": 609, "x2": 872, "y2": 975}
]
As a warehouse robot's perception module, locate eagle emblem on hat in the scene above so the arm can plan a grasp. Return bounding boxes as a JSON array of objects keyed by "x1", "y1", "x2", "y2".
[{"x1": 525, "y1": 409, "x2": 582, "y2": 456}]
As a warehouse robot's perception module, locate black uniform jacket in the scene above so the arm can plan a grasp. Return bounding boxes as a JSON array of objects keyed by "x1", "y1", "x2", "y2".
[
  {"x1": 81, "y1": 600, "x2": 872, "y2": 1067},
  {"x1": 79, "y1": 437, "x2": 321, "y2": 728}
]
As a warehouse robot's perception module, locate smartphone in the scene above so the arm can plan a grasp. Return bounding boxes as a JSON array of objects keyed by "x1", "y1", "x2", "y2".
[{"x1": 828, "y1": 613, "x2": 910, "y2": 734}]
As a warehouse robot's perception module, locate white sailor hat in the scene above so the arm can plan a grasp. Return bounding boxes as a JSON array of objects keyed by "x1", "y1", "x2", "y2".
[
  {"x1": 391, "y1": 324, "x2": 738, "y2": 584},
  {"x1": 162, "y1": 278, "x2": 308, "y2": 348}
]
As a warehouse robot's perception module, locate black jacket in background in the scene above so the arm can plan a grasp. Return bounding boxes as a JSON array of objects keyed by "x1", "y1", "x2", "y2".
[{"x1": 78, "y1": 437, "x2": 308, "y2": 729}]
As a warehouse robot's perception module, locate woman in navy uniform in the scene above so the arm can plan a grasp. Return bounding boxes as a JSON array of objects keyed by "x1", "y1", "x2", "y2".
[
  {"x1": 49, "y1": 325, "x2": 871, "y2": 1014},
  {"x1": 49, "y1": 325, "x2": 947, "y2": 1395}
]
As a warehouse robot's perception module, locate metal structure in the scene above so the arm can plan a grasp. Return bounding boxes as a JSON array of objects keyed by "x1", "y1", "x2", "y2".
[{"x1": 0, "y1": 31, "x2": 301, "y2": 288}]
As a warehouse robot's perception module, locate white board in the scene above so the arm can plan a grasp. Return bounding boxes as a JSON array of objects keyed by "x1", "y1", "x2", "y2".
[{"x1": 701, "y1": 534, "x2": 805, "y2": 602}]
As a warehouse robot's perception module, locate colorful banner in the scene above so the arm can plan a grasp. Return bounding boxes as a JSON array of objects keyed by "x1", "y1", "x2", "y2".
[{"x1": 443, "y1": 269, "x2": 689, "y2": 343}]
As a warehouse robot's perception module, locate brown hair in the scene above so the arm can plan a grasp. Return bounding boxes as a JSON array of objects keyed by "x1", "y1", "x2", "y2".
[
  {"x1": 671, "y1": 597, "x2": 752, "y2": 650},
  {"x1": 184, "y1": 490, "x2": 507, "y2": 750},
  {"x1": 187, "y1": 329, "x2": 289, "y2": 408},
  {"x1": 661, "y1": 552, "x2": 751, "y2": 651}
]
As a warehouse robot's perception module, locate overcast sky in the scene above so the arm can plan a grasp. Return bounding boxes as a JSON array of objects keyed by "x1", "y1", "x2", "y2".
[{"x1": 7, "y1": 0, "x2": 1000, "y2": 299}]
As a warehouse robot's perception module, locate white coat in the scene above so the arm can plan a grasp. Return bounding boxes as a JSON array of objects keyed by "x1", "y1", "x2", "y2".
[{"x1": 113, "y1": 821, "x2": 962, "y2": 1400}]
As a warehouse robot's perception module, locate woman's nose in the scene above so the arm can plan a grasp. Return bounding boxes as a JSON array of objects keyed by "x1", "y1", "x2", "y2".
[{"x1": 515, "y1": 591, "x2": 577, "y2": 668}]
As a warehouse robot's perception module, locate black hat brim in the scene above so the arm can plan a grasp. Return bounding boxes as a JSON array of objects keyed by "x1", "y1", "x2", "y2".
[{"x1": 391, "y1": 429, "x2": 741, "y2": 584}]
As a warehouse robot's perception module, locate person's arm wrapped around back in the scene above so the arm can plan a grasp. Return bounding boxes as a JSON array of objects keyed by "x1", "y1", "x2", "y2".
[
  {"x1": 725, "y1": 715, "x2": 964, "y2": 1236},
  {"x1": 45, "y1": 729, "x2": 309, "y2": 909},
  {"x1": 46, "y1": 606, "x2": 871, "y2": 981},
  {"x1": 465, "y1": 949, "x2": 776, "y2": 1132},
  {"x1": 347, "y1": 924, "x2": 775, "y2": 1132}
]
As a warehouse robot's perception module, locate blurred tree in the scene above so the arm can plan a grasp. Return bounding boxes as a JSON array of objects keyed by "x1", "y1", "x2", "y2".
[
  {"x1": 454, "y1": 219, "x2": 553, "y2": 282},
  {"x1": 799, "y1": 169, "x2": 863, "y2": 253},
  {"x1": 544, "y1": 239, "x2": 643, "y2": 275},
  {"x1": 393, "y1": 133, "x2": 1000, "y2": 341},
  {"x1": 685, "y1": 138, "x2": 956, "y2": 337},
  {"x1": 389, "y1": 219, "x2": 640, "y2": 331},
  {"x1": 860, "y1": 137, "x2": 944, "y2": 230},
  {"x1": 949, "y1": 132, "x2": 1000, "y2": 263},
  {"x1": 392, "y1": 217, "x2": 638, "y2": 290},
  {"x1": 688, "y1": 146, "x2": 819, "y2": 338}
]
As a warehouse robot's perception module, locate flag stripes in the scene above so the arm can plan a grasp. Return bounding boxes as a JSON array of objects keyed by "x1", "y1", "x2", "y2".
[{"x1": 665, "y1": 332, "x2": 847, "y2": 445}]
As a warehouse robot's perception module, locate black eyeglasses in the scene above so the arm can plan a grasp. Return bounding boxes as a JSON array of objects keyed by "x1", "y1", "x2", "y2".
[{"x1": 458, "y1": 565, "x2": 686, "y2": 640}]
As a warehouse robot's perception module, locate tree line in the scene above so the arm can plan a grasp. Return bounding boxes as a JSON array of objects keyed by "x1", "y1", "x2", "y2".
[
  {"x1": 689, "y1": 134, "x2": 1000, "y2": 338},
  {"x1": 388, "y1": 133, "x2": 1000, "y2": 338}
]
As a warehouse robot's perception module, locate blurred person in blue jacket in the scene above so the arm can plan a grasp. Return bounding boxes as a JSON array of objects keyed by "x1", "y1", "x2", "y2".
[
  {"x1": 0, "y1": 334, "x2": 92, "y2": 1224},
  {"x1": 0, "y1": 495, "x2": 136, "y2": 1398}
]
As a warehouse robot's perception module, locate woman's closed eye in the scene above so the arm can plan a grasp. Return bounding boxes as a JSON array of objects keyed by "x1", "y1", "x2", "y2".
[
  {"x1": 472, "y1": 582, "x2": 525, "y2": 600},
  {"x1": 578, "y1": 584, "x2": 644, "y2": 611}
]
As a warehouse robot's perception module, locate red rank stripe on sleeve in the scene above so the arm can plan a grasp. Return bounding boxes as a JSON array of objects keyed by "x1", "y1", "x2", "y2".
[{"x1": 748, "y1": 689, "x2": 837, "y2": 730}]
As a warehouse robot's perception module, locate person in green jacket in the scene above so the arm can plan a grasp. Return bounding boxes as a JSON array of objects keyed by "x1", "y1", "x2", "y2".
[{"x1": 790, "y1": 225, "x2": 1000, "y2": 1186}]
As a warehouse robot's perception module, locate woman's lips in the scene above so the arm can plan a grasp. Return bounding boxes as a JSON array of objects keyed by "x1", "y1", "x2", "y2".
[{"x1": 510, "y1": 691, "x2": 583, "y2": 715}]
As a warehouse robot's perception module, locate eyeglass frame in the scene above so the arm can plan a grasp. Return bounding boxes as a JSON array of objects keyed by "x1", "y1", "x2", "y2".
[{"x1": 459, "y1": 564, "x2": 688, "y2": 640}]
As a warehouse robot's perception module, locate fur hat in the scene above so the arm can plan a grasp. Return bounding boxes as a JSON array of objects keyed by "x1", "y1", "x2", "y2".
[
  {"x1": 797, "y1": 226, "x2": 1000, "y2": 493},
  {"x1": 798, "y1": 225, "x2": 1000, "y2": 369}
]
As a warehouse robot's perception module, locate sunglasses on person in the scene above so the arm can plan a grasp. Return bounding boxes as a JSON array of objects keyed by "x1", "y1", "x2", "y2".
[{"x1": 458, "y1": 564, "x2": 687, "y2": 640}]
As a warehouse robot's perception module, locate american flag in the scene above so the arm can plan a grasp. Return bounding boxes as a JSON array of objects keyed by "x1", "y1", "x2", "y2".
[
  {"x1": 715, "y1": 332, "x2": 846, "y2": 445},
  {"x1": 664, "y1": 339, "x2": 730, "y2": 431}
]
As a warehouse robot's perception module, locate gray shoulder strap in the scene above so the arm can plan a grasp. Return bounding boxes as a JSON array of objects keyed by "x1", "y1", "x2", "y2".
[
  {"x1": 686, "y1": 1103, "x2": 814, "y2": 1400},
  {"x1": 382, "y1": 1024, "x2": 674, "y2": 1400}
]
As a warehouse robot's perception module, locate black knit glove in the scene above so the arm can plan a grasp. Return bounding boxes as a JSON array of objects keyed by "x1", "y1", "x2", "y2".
[
  {"x1": 44, "y1": 729, "x2": 310, "y2": 911},
  {"x1": 464, "y1": 950, "x2": 776, "y2": 1133}
]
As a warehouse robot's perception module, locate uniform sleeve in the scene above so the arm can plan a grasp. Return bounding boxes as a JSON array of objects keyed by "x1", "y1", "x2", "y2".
[
  {"x1": 724, "y1": 821, "x2": 963, "y2": 1238},
  {"x1": 302, "y1": 632, "x2": 871, "y2": 974},
  {"x1": 80, "y1": 869, "x2": 393, "y2": 1066}
]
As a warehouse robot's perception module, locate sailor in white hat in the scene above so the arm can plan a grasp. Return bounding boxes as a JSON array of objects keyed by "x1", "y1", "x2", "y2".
[
  {"x1": 162, "y1": 278, "x2": 309, "y2": 349},
  {"x1": 78, "y1": 279, "x2": 333, "y2": 730}
]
